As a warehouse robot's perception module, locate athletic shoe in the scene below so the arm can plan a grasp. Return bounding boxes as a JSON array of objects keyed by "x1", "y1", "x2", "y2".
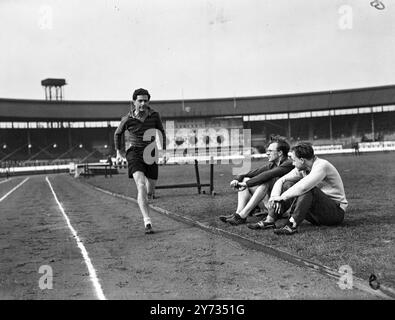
[
  {"x1": 145, "y1": 223, "x2": 155, "y2": 234},
  {"x1": 227, "y1": 213, "x2": 247, "y2": 225},
  {"x1": 273, "y1": 222, "x2": 297, "y2": 235},
  {"x1": 247, "y1": 220, "x2": 275, "y2": 230},
  {"x1": 219, "y1": 213, "x2": 235, "y2": 223}
]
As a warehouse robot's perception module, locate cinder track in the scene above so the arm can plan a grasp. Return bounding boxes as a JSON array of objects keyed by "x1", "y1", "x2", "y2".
[{"x1": 0, "y1": 175, "x2": 376, "y2": 299}]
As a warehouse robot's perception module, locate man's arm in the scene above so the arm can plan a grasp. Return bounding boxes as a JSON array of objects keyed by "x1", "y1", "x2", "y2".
[
  {"x1": 245, "y1": 160, "x2": 294, "y2": 188},
  {"x1": 114, "y1": 116, "x2": 128, "y2": 158},
  {"x1": 235, "y1": 162, "x2": 271, "y2": 182},
  {"x1": 279, "y1": 163, "x2": 327, "y2": 201},
  {"x1": 270, "y1": 168, "x2": 303, "y2": 198}
]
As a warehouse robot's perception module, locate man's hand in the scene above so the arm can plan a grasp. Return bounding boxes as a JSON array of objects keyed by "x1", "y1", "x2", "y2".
[
  {"x1": 230, "y1": 180, "x2": 247, "y2": 191},
  {"x1": 269, "y1": 195, "x2": 284, "y2": 215},
  {"x1": 115, "y1": 150, "x2": 125, "y2": 165},
  {"x1": 230, "y1": 180, "x2": 239, "y2": 189},
  {"x1": 237, "y1": 182, "x2": 247, "y2": 191}
]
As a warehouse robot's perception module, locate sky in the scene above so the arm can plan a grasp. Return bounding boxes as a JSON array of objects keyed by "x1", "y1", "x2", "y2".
[{"x1": 0, "y1": 0, "x2": 394, "y2": 101}]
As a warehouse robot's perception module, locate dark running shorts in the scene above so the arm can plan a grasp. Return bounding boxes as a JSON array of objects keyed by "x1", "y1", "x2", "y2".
[{"x1": 126, "y1": 147, "x2": 158, "y2": 180}]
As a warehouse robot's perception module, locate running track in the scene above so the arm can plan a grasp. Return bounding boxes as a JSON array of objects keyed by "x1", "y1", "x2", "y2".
[{"x1": 0, "y1": 175, "x2": 376, "y2": 299}]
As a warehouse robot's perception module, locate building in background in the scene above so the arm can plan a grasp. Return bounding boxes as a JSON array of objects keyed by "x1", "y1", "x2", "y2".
[{"x1": 1, "y1": 84, "x2": 395, "y2": 162}]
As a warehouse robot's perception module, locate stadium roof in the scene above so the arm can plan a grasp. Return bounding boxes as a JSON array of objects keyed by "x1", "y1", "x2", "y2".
[{"x1": 1, "y1": 84, "x2": 395, "y2": 121}]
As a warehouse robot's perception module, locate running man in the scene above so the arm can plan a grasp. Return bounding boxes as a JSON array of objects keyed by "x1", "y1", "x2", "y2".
[{"x1": 114, "y1": 88, "x2": 166, "y2": 234}]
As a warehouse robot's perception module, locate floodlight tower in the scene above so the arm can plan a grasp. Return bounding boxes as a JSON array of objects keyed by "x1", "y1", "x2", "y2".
[{"x1": 41, "y1": 78, "x2": 67, "y2": 100}]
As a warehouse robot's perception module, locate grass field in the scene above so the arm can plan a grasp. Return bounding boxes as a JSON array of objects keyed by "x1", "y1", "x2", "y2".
[{"x1": 84, "y1": 152, "x2": 395, "y2": 289}]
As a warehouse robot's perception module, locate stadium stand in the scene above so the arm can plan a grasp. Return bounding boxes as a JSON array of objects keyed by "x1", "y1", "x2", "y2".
[{"x1": 1, "y1": 85, "x2": 395, "y2": 169}]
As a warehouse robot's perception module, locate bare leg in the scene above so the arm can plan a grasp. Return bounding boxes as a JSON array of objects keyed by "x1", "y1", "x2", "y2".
[
  {"x1": 236, "y1": 188, "x2": 252, "y2": 213},
  {"x1": 238, "y1": 183, "x2": 270, "y2": 218},
  {"x1": 132, "y1": 171, "x2": 151, "y2": 226},
  {"x1": 146, "y1": 177, "x2": 157, "y2": 198},
  {"x1": 260, "y1": 194, "x2": 270, "y2": 211},
  {"x1": 235, "y1": 177, "x2": 254, "y2": 213}
]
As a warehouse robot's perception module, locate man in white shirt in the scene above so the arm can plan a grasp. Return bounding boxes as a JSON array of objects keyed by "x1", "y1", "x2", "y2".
[{"x1": 263, "y1": 142, "x2": 348, "y2": 235}]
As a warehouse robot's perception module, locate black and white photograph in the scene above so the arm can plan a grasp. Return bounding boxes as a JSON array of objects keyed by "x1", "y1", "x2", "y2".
[{"x1": 0, "y1": 0, "x2": 394, "y2": 307}]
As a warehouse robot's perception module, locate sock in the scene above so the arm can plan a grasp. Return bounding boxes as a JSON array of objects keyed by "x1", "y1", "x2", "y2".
[
  {"x1": 289, "y1": 216, "x2": 297, "y2": 228},
  {"x1": 144, "y1": 217, "x2": 152, "y2": 227}
]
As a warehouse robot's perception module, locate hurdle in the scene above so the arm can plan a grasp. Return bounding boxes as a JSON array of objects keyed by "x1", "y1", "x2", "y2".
[
  {"x1": 77, "y1": 162, "x2": 118, "y2": 178},
  {"x1": 155, "y1": 159, "x2": 214, "y2": 195}
]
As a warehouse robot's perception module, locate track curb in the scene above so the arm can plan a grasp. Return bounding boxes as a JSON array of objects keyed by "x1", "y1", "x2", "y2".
[{"x1": 91, "y1": 184, "x2": 394, "y2": 300}]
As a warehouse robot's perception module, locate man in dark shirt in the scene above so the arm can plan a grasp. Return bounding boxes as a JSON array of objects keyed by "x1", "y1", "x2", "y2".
[
  {"x1": 114, "y1": 88, "x2": 166, "y2": 234},
  {"x1": 220, "y1": 137, "x2": 294, "y2": 226}
]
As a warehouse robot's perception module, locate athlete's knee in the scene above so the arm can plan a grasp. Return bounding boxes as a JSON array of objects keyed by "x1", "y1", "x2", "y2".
[
  {"x1": 136, "y1": 180, "x2": 147, "y2": 192},
  {"x1": 255, "y1": 182, "x2": 270, "y2": 194}
]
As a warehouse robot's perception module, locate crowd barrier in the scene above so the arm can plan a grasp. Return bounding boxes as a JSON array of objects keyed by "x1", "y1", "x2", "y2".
[
  {"x1": 1, "y1": 141, "x2": 394, "y2": 178},
  {"x1": 359, "y1": 141, "x2": 395, "y2": 152},
  {"x1": 155, "y1": 141, "x2": 394, "y2": 162},
  {"x1": 0, "y1": 164, "x2": 70, "y2": 177}
]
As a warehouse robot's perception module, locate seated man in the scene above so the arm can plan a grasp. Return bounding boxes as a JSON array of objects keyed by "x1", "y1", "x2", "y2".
[
  {"x1": 219, "y1": 137, "x2": 294, "y2": 225},
  {"x1": 255, "y1": 142, "x2": 348, "y2": 235}
]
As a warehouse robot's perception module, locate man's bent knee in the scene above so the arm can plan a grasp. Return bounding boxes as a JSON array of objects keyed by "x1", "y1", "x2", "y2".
[
  {"x1": 135, "y1": 178, "x2": 148, "y2": 197},
  {"x1": 136, "y1": 181, "x2": 146, "y2": 190},
  {"x1": 255, "y1": 182, "x2": 270, "y2": 194}
]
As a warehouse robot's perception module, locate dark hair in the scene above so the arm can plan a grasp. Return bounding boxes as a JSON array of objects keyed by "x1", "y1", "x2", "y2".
[
  {"x1": 269, "y1": 135, "x2": 290, "y2": 157},
  {"x1": 132, "y1": 88, "x2": 151, "y2": 101},
  {"x1": 291, "y1": 142, "x2": 314, "y2": 160}
]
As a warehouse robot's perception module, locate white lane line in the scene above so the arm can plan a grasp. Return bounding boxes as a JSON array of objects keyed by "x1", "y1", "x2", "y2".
[
  {"x1": 0, "y1": 178, "x2": 12, "y2": 185},
  {"x1": 45, "y1": 176, "x2": 107, "y2": 300},
  {"x1": 0, "y1": 178, "x2": 29, "y2": 202}
]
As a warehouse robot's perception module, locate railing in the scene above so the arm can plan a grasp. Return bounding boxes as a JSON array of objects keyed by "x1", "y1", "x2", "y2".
[
  {"x1": 1, "y1": 141, "x2": 394, "y2": 178},
  {"x1": 0, "y1": 163, "x2": 70, "y2": 177}
]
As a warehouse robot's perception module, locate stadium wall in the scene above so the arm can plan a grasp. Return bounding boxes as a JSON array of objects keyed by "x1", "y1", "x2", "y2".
[{"x1": 1, "y1": 85, "x2": 395, "y2": 161}]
